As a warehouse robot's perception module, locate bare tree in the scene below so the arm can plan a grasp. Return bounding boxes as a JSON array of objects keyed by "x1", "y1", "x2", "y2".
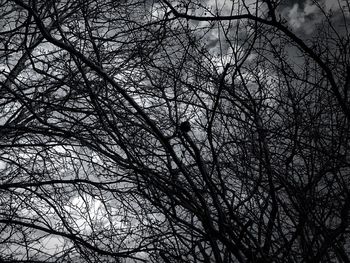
[{"x1": 0, "y1": 0, "x2": 349, "y2": 262}]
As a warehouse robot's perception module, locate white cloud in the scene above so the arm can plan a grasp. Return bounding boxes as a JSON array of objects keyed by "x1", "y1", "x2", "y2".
[
  {"x1": 285, "y1": 0, "x2": 346, "y2": 33},
  {"x1": 288, "y1": 3, "x2": 305, "y2": 29},
  {"x1": 324, "y1": 0, "x2": 340, "y2": 11},
  {"x1": 64, "y1": 195, "x2": 103, "y2": 233},
  {"x1": 206, "y1": 0, "x2": 234, "y2": 16},
  {"x1": 304, "y1": 1, "x2": 318, "y2": 15},
  {"x1": 285, "y1": 1, "x2": 322, "y2": 34},
  {"x1": 0, "y1": 160, "x2": 6, "y2": 170}
]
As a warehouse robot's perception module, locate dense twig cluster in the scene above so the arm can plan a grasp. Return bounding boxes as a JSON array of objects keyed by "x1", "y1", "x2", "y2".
[{"x1": 0, "y1": 0, "x2": 349, "y2": 262}]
